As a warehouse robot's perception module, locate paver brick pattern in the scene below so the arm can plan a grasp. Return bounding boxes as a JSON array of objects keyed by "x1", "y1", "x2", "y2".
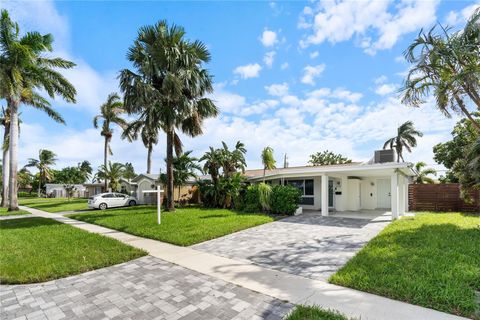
[
  {"x1": 1, "y1": 256, "x2": 293, "y2": 320},
  {"x1": 192, "y1": 213, "x2": 389, "y2": 281}
]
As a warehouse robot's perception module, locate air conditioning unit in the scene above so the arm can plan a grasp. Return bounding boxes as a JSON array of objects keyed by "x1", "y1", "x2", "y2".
[{"x1": 374, "y1": 149, "x2": 395, "y2": 163}]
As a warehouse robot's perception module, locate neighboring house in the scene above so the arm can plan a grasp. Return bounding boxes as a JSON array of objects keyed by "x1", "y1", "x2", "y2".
[
  {"x1": 45, "y1": 184, "x2": 87, "y2": 198},
  {"x1": 84, "y1": 183, "x2": 106, "y2": 197},
  {"x1": 245, "y1": 150, "x2": 416, "y2": 220},
  {"x1": 120, "y1": 173, "x2": 199, "y2": 205}
]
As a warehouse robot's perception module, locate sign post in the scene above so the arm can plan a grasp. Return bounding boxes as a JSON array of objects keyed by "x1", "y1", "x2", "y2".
[{"x1": 142, "y1": 185, "x2": 164, "y2": 224}]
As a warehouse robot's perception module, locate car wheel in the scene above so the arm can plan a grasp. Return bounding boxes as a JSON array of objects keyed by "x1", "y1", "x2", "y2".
[
  {"x1": 128, "y1": 200, "x2": 136, "y2": 206},
  {"x1": 99, "y1": 203, "x2": 108, "y2": 210}
]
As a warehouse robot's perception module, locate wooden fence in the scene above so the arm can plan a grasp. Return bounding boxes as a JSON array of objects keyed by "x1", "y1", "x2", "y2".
[{"x1": 408, "y1": 183, "x2": 480, "y2": 212}]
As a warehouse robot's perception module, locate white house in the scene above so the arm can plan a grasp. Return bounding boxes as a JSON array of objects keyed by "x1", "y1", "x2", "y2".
[
  {"x1": 245, "y1": 151, "x2": 416, "y2": 220},
  {"x1": 45, "y1": 184, "x2": 87, "y2": 198}
]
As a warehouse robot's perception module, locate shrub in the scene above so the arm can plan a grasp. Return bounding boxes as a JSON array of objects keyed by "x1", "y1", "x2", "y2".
[
  {"x1": 18, "y1": 192, "x2": 37, "y2": 198},
  {"x1": 270, "y1": 185, "x2": 301, "y2": 215},
  {"x1": 258, "y1": 182, "x2": 272, "y2": 211},
  {"x1": 242, "y1": 184, "x2": 262, "y2": 213}
]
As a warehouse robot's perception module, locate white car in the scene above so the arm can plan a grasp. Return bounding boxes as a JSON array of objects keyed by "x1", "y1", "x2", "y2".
[{"x1": 88, "y1": 193, "x2": 137, "y2": 210}]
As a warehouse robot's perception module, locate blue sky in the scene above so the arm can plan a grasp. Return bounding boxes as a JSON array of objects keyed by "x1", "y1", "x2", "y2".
[{"x1": 2, "y1": 0, "x2": 479, "y2": 175}]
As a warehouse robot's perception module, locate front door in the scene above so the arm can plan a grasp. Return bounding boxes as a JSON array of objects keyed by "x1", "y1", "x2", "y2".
[{"x1": 376, "y1": 179, "x2": 391, "y2": 208}]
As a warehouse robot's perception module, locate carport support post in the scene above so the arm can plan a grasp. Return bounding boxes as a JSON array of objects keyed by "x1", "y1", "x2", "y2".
[
  {"x1": 321, "y1": 174, "x2": 329, "y2": 216},
  {"x1": 391, "y1": 172, "x2": 399, "y2": 220}
]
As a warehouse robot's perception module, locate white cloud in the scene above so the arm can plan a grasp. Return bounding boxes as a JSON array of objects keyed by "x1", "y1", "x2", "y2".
[
  {"x1": 310, "y1": 51, "x2": 319, "y2": 59},
  {"x1": 280, "y1": 62, "x2": 289, "y2": 70},
  {"x1": 445, "y1": 2, "x2": 480, "y2": 25},
  {"x1": 233, "y1": 63, "x2": 262, "y2": 79},
  {"x1": 259, "y1": 29, "x2": 278, "y2": 47},
  {"x1": 301, "y1": 64, "x2": 326, "y2": 85},
  {"x1": 265, "y1": 83, "x2": 289, "y2": 97},
  {"x1": 375, "y1": 83, "x2": 398, "y2": 96},
  {"x1": 263, "y1": 51, "x2": 276, "y2": 68},
  {"x1": 299, "y1": 0, "x2": 439, "y2": 55}
]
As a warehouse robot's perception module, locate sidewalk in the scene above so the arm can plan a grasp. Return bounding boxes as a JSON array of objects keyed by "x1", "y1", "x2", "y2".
[{"x1": 19, "y1": 206, "x2": 469, "y2": 320}]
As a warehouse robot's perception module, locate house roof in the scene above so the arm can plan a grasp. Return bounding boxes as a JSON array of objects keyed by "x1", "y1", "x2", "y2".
[{"x1": 246, "y1": 161, "x2": 417, "y2": 181}]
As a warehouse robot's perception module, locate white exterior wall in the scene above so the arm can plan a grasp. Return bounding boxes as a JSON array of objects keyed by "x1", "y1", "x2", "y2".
[{"x1": 360, "y1": 178, "x2": 377, "y2": 210}]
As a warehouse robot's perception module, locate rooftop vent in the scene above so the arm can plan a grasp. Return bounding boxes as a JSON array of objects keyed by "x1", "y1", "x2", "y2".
[{"x1": 374, "y1": 149, "x2": 395, "y2": 163}]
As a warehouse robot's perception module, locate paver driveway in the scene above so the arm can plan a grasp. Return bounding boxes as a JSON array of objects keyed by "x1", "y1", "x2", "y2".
[
  {"x1": 1, "y1": 256, "x2": 293, "y2": 320},
  {"x1": 192, "y1": 212, "x2": 390, "y2": 281}
]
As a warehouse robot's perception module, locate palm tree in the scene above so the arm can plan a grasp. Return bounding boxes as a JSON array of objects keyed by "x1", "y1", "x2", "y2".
[
  {"x1": 93, "y1": 93, "x2": 127, "y2": 189},
  {"x1": 0, "y1": 107, "x2": 11, "y2": 207},
  {"x1": 120, "y1": 20, "x2": 218, "y2": 211},
  {"x1": 172, "y1": 151, "x2": 201, "y2": 199},
  {"x1": 261, "y1": 146, "x2": 276, "y2": 183},
  {"x1": 401, "y1": 9, "x2": 480, "y2": 133},
  {"x1": 219, "y1": 141, "x2": 247, "y2": 178},
  {"x1": 0, "y1": 10, "x2": 76, "y2": 210},
  {"x1": 383, "y1": 121, "x2": 423, "y2": 162},
  {"x1": 96, "y1": 162, "x2": 125, "y2": 192},
  {"x1": 77, "y1": 160, "x2": 92, "y2": 183},
  {"x1": 414, "y1": 162, "x2": 437, "y2": 184},
  {"x1": 200, "y1": 147, "x2": 222, "y2": 186},
  {"x1": 123, "y1": 162, "x2": 136, "y2": 181},
  {"x1": 24, "y1": 149, "x2": 57, "y2": 197}
]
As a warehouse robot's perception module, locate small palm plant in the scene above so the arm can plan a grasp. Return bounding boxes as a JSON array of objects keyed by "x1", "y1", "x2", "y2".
[
  {"x1": 383, "y1": 121, "x2": 423, "y2": 162},
  {"x1": 261, "y1": 146, "x2": 276, "y2": 183},
  {"x1": 96, "y1": 162, "x2": 125, "y2": 192},
  {"x1": 414, "y1": 162, "x2": 437, "y2": 184}
]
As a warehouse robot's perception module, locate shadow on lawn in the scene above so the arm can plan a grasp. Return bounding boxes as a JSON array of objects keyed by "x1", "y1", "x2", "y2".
[{"x1": 0, "y1": 217, "x2": 60, "y2": 230}]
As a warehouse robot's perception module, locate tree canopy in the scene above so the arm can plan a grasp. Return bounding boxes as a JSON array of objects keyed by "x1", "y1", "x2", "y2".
[{"x1": 308, "y1": 150, "x2": 352, "y2": 166}]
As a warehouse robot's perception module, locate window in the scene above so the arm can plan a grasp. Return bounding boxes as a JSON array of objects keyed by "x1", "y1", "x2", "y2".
[
  {"x1": 102, "y1": 193, "x2": 114, "y2": 198},
  {"x1": 284, "y1": 179, "x2": 314, "y2": 205}
]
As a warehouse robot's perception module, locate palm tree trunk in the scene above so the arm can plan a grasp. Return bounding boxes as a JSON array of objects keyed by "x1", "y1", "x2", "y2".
[
  {"x1": 166, "y1": 128, "x2": 175, "y2": 211},
  {"x1": 146, "y1": 143, "x2": 152, "y2": 174},
  {"x1": 453, "y1": 94, "x2": 480, "y2": 133},
  {"x1": 38, "y1": 173, "x2": 42, "y2": 197},
  {"x1": 1, "y1": 123, "x2": 10, "y2": 207},
  {"x1": 104, "y1": 137, "x2": 108, "y2": 191},
  {"x1": 263, "y1": 168, "x2": 266, "y2": 183},
  {"x1": 8, "y1": 97, "x2": 19, "y2": 211}
]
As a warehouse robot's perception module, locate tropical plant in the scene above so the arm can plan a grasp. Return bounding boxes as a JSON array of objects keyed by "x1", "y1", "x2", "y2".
[
  {"x1": 24, "y1": 149, "x2": 57, "y2": 197},
  {"x1": 258, "y1": 182, "x2": 272, "y2": 211},
  {"x1": 63, "y1": 184, "x2": 76, "y2": 200},
  {"x1": 172, "y1": 151, "x2": 201, "y2": 198},
  {"x1": 123, "y1": 162, "x2": 136, "y2": 181},
  {"x1": 51, "y1": 166, "x2": 85, "y2": 184},
  {"x1": 96, "y1": 162, "x2": 125, "y2": 192},
  {"x1": 77, "y1": 161, "x2": 93, "y2": 183},
  {"x1": 401, "y1": 9, "x2": 480, "y2": 133},
  {"x1": 383, "y1": 121, "x2": 423, "y2": 162},
  {"x1": 218, "y1": 172, "x2": 244, "y2": 209},
  {"x1": 219, "y1": 141, "x2": 247, "y2": 178},
  {"x1": 122, "y1": 110, "x2": 159, "y2": 174},
  {"x1": 120, "y1": 20, "x2": 218, "y2": 211},
  {"x1": 414, "y1": 162, "x2": 437, "y2": 184},
  {"x1": 261, "y1": 146, "x2": 276, "y2": 182},
  {"x1": 200, "y1": 147, "x2": 222, "y2": 186},
  {"x1": 0, "y1": 9, "x2": 76, "y2": 210},
  {"x1": 308, "y1": 150, "x2": 352, "y2": 166},
  {"x1": 93, "y1": 93, "x2": 126, "y2": 189},
  {"x1": 17, "y1": 168, "x2": 33, "y2": 191},
  {"x1": 433, "y1": 113, "x2": 480, "y2": 182}
]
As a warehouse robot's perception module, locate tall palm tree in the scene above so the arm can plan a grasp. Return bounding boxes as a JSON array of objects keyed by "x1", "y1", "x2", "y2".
[
  {"x1": 122, "y1": 109, "x2": 159, "y2": 174},
  {"x1": 0, "y1": 107, "x2": 11, "y2": 207},
  {"x1": 120, "y1": 20, "x2": 218, "y2": 211},
  {"x1": 401, "y1": 9, "x2": 480, "y2": 133},
  {"x1": 383, "y1": 121, "x2": 423, "y2": 162},
  {"x1": 261, "y1": 146, "x2": 276, "y2": 183},
  {"x1": 24, "y1": 149, "x2": 57, "y2": 197},
  {"x1": 96, "y1": 162, "x2": 125, "y2": 192},
  {"x1": 414, "y1": 162, "x2": 437, "y2": 184},
  {"x1": 0, "y1": 9, "x2": 76, "y2": 210},
  {"x1": 93, "y1": 93, "x2": 127, "y2": 189}
]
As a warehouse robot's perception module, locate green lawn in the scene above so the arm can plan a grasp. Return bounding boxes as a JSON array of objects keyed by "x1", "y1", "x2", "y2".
[
  {"x1": 68, "y1": 206, "x2": 274, "y2": 246},
  {"x1": 286, "y1": 306, "x2": 350, "y2": 320},
  {"x1": 0, "y1": 207, "x2": 30, "y2": 216},
  {"x1": 0, "y1": 217, "x2": 146, "y2": 284},
  {"x1": 330, "y1": 213, "x2": 480, "y2": 319},
  {"x1": 19, "y1": 197, "x2": 88, "y2": 212}
]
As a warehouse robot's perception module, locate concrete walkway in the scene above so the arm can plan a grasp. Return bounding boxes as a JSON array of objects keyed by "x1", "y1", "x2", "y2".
[{"x1": 17, "y1": 206, "x2": 468, "y2": 320}]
